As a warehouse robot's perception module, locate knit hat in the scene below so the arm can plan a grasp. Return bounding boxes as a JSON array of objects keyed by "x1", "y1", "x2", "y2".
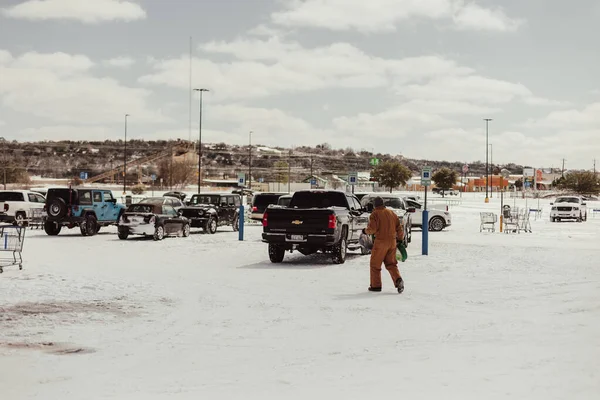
[{"x1": 374, "y1": 196, "x2": 385, "y2": 208}]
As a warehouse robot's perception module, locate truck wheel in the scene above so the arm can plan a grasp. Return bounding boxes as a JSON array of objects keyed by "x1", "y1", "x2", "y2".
[
  {"x1": 118, "y1": 228, "x2": 129, "y2": 240},
  {"x1": 204, "y1": 217, "x2": 217, "y2": 234},
  {"x1": 584, "y1": 213, "x2": 587, "y2": 222},
  {"x1": 232, "y1": 215, "x2": 239, "y2": 232},
  {"x1": 268, "y1": 244, "x2": 285, "y2": 263},
  {"x1": 429, "y1": 216, "x2": 445, "y2": 232},
  {"x1": 14, "y1": 212, "x2": 27, "y2": 227},
  {"x1": 44, "y1": 221, "x2": 61, "y2": 236},
  {"x1": 332, "y1": 230, "x2": 348, "y2": 264}
]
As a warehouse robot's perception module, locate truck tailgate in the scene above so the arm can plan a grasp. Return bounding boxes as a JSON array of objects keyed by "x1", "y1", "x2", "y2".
[{"x1": 265, "y1": 207, "x2": 336, "y2": 234}]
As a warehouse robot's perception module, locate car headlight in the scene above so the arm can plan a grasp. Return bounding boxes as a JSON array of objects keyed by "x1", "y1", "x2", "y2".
[
  {"x1": 551, "y1": 207, "x2": 557, "y2": 210},
  {"x1": 573, "y1": 207, "x2": 579, "y2": 211}
]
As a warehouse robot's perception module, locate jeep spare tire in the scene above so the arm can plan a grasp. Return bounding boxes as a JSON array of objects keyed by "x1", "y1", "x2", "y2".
[{"x1": 48, "y1": 198, "x2": 68, "y2": 219}]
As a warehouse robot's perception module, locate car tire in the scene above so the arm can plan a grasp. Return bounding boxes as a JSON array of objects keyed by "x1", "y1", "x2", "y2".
[
  {"x1": 584, "y1": 213, "x2": 587, "y2": 222},
  {"x1": 81, "y1": 215, "x2": 97, "y2": 237},
  {"x1": 577, "y1": 213, "x2": 583, "y2": 223},
  {"x1": 268, "y1": 243, "x2": 285, "y2": 263},
  {"x1": 118, "y1": 228, "x2": 129, "y2": 240},
  {"x1": 406, "y1": 223, "x2": 412, "y2": 246},
  {"x1": 44, "y1": 221, "x2": 61, "y2": 236},
  {"x1": 332, "y1": 230, "x2": 348, "y2": 264},
  {"x1": 551, "y1": 217, "x2": 555, "y2": 222},
  {"x1": 429, "y1": 216, "x2": 445, "y2": 232},
  {"x1": 182, "y1": 223, "x2": 191, "y2": 237},
  {"x1": 204, "y1": 217, "x2": 217, "y2": 234},
  {"x1": 48, "y1": 197, "x2": 68, "y2": 219},
  {"x1": 232, "y1": 215, "x2": 240, "y2": 232},
  {"x1": 153, "y1": 225, "x2": 165, "y2": 241}
]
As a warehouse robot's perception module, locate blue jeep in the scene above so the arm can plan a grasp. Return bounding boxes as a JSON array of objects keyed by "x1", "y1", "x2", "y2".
[{"x1": 43, "y1": 188, "x2": 126, "y2": 236}]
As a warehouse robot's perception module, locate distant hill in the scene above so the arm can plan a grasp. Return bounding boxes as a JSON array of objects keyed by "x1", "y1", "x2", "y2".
[{"x1": 2, "y1": 139, "x2": 527, "y2": 184}]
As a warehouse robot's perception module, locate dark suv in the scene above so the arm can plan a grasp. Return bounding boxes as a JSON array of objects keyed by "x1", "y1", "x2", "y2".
[
  {"x1": 179, "y1": 193, "x2": 241, "y2": 234},
  {"x1": 43, "y1": 188, "x2": 126, "y2": 236}
]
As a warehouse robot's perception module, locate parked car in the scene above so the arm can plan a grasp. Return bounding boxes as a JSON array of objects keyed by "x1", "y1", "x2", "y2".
[
  {"x1": 359, "y1": 194, "x2": 412, "y2": 247},
  {"x1": 118, "y1": 199, "x2": 190, "y2": 240},
  {"x1": 157, "y1": 195, "x2": 186, "y2": 210},
  {"x1": 250, "y1": 193, "x2": 287, "y2": 221},
  {"x1": 262, "y1": 190, "x2": 370, "y2": 264},
  {"x1": 179, "y1": 193, "x2": 241, "y2": 233},
  {"x1": 432, "y1": 188, "x2": 459, "y2": 196},
  {"x1": 550, "y1": 196, "x2": 588, "y2": 222},
  {"x1": 43, "y1": 188, "x2": 126, "y2": 236},
  {"x1": 277, "y1": 195, "x2": 292, "y2": 207},
  {"x1": 404, "y1": 198, "x2": 452, "y2": 232},
  {"x1": 0, "y1": 190, "x2": 46, "y2": 226},
  {"x1": 163, "y1": 191, "x2": 188, "y2": 202}
]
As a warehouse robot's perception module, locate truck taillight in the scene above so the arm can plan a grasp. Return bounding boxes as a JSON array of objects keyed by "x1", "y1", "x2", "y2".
[
  {"x1": 3, "y1": 204, "x2": 8, "y2": 212},
  {"x1": 328, "y1": 214, "x2": 337, "y2": 229},
  {"x1": 262, "y1": 212, "x2": 268, "y2": 227},
  {"x1": 252, "y1": 206, "x2": 258, "y2": 212}
]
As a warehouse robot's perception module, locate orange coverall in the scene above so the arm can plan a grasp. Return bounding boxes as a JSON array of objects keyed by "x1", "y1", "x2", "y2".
[{"x1": 365, "y1": 206, "x2": 404, "y2": 288}]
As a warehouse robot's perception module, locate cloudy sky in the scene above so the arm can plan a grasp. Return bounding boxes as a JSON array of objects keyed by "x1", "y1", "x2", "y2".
[{"x1": 0, "y1": 0, "x2": 599, "y2": 169}]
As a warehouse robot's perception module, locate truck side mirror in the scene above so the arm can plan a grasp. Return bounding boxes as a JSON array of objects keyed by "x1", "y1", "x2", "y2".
[{"x1": 582, "y1": 202, "x2": 587, "y2": 206}]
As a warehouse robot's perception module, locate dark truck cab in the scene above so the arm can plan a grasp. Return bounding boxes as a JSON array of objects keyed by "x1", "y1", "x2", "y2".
[{"x1": 262, "y1": 190, "x2": 369, "y2": 264}]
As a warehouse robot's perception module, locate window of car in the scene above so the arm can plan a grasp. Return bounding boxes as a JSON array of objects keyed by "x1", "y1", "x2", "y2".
[
  {"x1": 93, "y1": 191, "x2": 103, "y2": 203},
  {"x1": 162, "y1": 206, "x2": 178, "y2": 216},
  {"x1": 406, "y1": 200, "x2": 422, "y2": 209},
  {"x1": 227, "y1": 196, "x2": 237, "y2": 206},
  {"x1": 352, "y1": 197, "x2": 363, "y2": 211},
  {"x1": 35, "y1": 194, "x2": 45, "y2": 203},
  {"x1": 234, "y1": 196, "x2": 241, "y2": 207},
  {"x1": 79, "y1": 191, "x2": 93, "y2": 205},
  {"x1": 103, "y1": 191, "x2": 114, "y2": 202},
  {"x1": 28, "y1": 193, "x2": 38, "y2": 202},
  {"x1": 0, "y1": 192, "x2": 25, "y2": 202}
]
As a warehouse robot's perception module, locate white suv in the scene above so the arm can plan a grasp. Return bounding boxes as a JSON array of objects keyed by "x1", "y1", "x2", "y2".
[
  {"x1": 550, "y1": 196, "x2": 587, "y2": 222},
  {"x1": 0, "y1": 190, "x2": 46, "y2": 226}
]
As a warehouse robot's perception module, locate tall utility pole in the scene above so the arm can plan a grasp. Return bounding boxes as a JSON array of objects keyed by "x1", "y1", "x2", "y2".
[
  {"x1": 562, "y1": 158, "x2": 566, "y2": 178},
  {"x1": 310, "y1": 155, "x2": 314, "y2": 187},
  {"x1": 489, "y1": 143, "x2": 493, "y2": 198},
  {"x1": 248, "y1": 131, "x2": 253, "y2": 191},
  {"x1": 484, "y1": 118, "x2": 492, "y2": 203},
  {"x1": 189, "y1": 37, "x2": 193, "y2": 145},
  {"x1": 288, "y1": 150, "x2": 292, "y2": 193},
  {"x1": 1, "y1": 137, "x2": 6, "y2": 190},
  {"x1": 194, "y1": 88, "x2": 209, "y2": 194},
  {"x1": 593, "y1": 159, "x2": 596, "y2": 175},
  {"x1": 123, "y1": 114, "x2": 130, "y2": 194}
]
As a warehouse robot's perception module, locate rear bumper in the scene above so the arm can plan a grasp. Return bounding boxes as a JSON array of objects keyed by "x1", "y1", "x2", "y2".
[
  {"x1": 119, "y1": 223, "x2": 155, "y2": 236},
  {"x1": 0, "y1": 214, "x2": 15, "y2": 223},
  {"x1": 262, "y1": 232, "x2": 337, "y2": 246},
  {"x1": 185, "y1": 217, "x2": 209, "y2": 228},
  {"x1": 250, "y1": 212, "x2": 263, "y2": 221}
]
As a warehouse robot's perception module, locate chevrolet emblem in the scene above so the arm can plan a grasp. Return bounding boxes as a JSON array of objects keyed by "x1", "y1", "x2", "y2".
[{"x1": 291, "y1": 220, "x2": 303, "y2": 225}]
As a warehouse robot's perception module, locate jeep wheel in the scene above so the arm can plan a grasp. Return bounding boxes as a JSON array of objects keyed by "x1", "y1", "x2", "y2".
[
  {"x1": 268, "y1": 244, "x2": 285, "y2": 263},
  {"x1": 118, "y1": 228, "x2": 129, "y2": 240},
  {"x1": 332, "y1": 230, "x2": 348, "y2": 264},
  {"x1": 182, "y1": 223, "x2": 191, "y2": 237},
  {"x1": 80, "y1": 215, "x2": 98, "y2": 237},
  {"x1": 204, "y1": 217, "x2": 217, "y2": 234},
  {"x1": 44, "y1": 221, "x2": 61, "y2": 236},
  {"x1": 48, "y1": 198, "x2": 68, "y2": 219},
  {"x1": 153, "y1": 225, "x2": 165, "y2": 241},
  {"x1": 232, "y1": 215, "x2": 240, "y2": 232}
]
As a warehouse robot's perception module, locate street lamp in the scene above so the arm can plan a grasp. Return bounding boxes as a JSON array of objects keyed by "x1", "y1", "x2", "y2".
[
  {"x1": 123, "y1": 114, "x2": 130, "y2": 194},
  {"x1": 489, "y1": 143, "x2": 493, "y2": 198},
  {"x1": 484, "y1": 118, "x2": 492, "y2": 203},
  {"x1": 248, "y1": 131, "x2": 253, "y2": 190},
  {"x1": 0, "y1": 137, "x2": 6, "y2": 190},
  {"x1": 194, "y1": 88, "x2": 210, "y2": 194}
]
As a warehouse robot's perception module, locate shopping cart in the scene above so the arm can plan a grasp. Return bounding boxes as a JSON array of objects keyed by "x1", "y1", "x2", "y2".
[{"x1": 0, "y1": 225, "x2": 26, "y2": 273}]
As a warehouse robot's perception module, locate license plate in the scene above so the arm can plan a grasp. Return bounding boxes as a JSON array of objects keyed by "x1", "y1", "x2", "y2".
[{"x1": 290, "y1": 235, "x2": 305, "y2": 241}]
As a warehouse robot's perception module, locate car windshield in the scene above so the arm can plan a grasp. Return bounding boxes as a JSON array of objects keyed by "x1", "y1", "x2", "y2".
[
  {"x1": 189, "y1": 195, "x2": 221, "y2": 205},
  {"x1": 381, "y1": 198, "x2": 404, "y2": 209},
  {"x1": 555, "y1": 197, "x2": 579, "y2": 203},
  {"x1": 140, "y1": 198, "x2": 164, "y2": 205},
  {"x1": 128, "y1": 204, "x2": 155, "y2": 213},
  {"x1": 289, "y1": 192, "x2": 347, "y2": 208}
]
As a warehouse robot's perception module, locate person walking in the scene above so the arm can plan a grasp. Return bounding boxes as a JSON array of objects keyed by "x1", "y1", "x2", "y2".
[{"x1": 363, "y1": 196, "x2": 404, "y2": 293}]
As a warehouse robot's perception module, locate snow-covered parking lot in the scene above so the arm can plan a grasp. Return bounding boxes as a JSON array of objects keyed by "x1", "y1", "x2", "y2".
[{"x1": 1, "y1": 195, "x2": 599, "y2": 399}]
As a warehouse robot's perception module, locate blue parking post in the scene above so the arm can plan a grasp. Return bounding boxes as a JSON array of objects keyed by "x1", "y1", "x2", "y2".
[
  {"x1": 422, "y1": 185, "x2": 429, "y2": 256},
  {"x1": 238, "y1": 205, "x2": 244, "y2": 241}
]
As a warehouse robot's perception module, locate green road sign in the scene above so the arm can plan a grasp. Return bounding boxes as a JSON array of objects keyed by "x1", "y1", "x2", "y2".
[{"x1": 370, "y1": 158, "x2": 380, "y2": 166}]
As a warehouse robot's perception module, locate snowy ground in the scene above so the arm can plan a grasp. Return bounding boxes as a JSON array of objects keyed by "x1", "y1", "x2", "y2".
[{"x1": 1, "y1": 194, "x2": 599, "y2": 399}]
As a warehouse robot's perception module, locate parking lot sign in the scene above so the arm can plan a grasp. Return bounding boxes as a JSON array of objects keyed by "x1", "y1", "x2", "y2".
[
  {"x1": 421, "y1": 167, "x2": 432, "y2": 187},
  {"x1": 348, "y1": 172, "x2": 358, "y2": 185},
  {"x1": 237, "y1": 173, "x2": 246, "y2": 187},
  {"x1": 79, "y1": 172, "x2": 88, "y2": 180},
  {"x1": 151, "y1": 174, "x2": 157, "y2": 181},
  {"x1": 310, "y1": 178, "x2": 317, "y2": 186},
  {"x1": 462, "y1": 164, "x2": 469, "y2": 174}
]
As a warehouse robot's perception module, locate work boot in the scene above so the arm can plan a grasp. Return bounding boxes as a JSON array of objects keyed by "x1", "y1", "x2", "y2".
[
  {"x1": 395, "y1": 277, "x2": 404, "y2": 294},
  {"x1": 368, "y1": 287, "x2": 382, "y2": 292}
]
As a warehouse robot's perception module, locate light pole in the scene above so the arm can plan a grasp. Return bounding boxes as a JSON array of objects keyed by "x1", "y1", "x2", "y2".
[
  {"x1": 123, "y1": 114, "x2": 130, "y2": 194},
  {"x1": 484, "y1": 118, "x2": 492, "y2": 203},
  {"x1": 248, "y1": 131, "x2": 253, "y2": 190},
  {"x1": 489, "y1": 143, "x2": 493, "y2": 198},
  {"x1": 194, "y1": 88, "x2": 209, "y2": 194},
  {"x1": 1, "y1": 137, "x2": 6, "y2": 190}
]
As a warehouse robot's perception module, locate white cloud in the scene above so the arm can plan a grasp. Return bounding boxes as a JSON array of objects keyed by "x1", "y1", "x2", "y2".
[
  {"x1": 0, "y1": 120, "x2": 5, "y2": 126},
  {"x1": 0, "y1": 50, "x2": 168, "y2": 125},
  {"x1": 103, "y1": 56, "x2": 136, "y2": 68},
  {"x1": 523, "y1": 103, "x2": 600, "y2": 129},
  {"x1": 0, "y1": 50, "x2": 12, "y2": 65},
  {"x1": 522, "y1": 96, "x2": 570, "y2": 107},
  {"x1": 271, "y1": 0, "x2": 523, "y2": 33},
  {"x1": 453, "y1": 2, "x2": 523, "y2": 32},
  {"x1": 2, "y1": 0, "x2": 146, "y2": 23}
]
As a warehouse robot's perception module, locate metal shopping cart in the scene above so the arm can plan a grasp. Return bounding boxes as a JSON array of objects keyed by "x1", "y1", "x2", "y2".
[{"x1": 0, "y1": 225, "x2": 26, "y2": 273}]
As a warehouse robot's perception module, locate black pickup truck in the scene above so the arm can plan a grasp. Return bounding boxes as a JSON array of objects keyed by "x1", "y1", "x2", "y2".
[{"x1": 262, "y1": 190, "x2": 370, "y2": 264}]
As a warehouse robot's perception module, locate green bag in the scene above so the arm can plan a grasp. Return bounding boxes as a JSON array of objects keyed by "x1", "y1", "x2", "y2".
[{"x1": 396, "y1": 242, "x2": 408, "y2": 262}]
